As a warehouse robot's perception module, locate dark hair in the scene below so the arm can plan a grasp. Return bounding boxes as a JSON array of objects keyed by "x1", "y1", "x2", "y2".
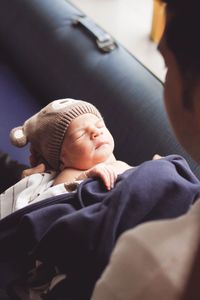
[{"x1": 161, "y1": 0, "x2": 200, "y2": 106}]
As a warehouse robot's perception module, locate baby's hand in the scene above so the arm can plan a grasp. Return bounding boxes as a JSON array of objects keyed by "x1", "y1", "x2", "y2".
[
  {"x1": 21, "y1": 163, "x2": 46, "y2": 179},
  {"x1": 152, "y1": 154, "x2": 162, "y2": 160},
  {"x1": 84, "y1": 163, "x2": 118, "y2": 190}
]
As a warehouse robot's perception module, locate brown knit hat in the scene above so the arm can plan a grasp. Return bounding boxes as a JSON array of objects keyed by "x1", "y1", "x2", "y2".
[{"x1": 10, "y1": 98, "x2": 102, "y2": 170}]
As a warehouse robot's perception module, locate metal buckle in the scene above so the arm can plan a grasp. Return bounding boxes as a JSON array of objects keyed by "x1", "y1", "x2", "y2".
[{"x1": 73, "y1": 16, "x2": 117, "y2": 53}]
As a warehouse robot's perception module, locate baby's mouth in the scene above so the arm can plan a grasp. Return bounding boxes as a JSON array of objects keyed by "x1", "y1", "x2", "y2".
[{"x1": 95, "y1": 141, "x2": 108, "y2": 149}]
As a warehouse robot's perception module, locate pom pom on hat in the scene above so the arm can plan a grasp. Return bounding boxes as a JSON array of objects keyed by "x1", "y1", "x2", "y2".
[
  {"x1": 10, "y1": 126, "x2": 28, "y2": 147},
  {"x1": 9, "y1": 98, "x2": 102, "y2": 170}
]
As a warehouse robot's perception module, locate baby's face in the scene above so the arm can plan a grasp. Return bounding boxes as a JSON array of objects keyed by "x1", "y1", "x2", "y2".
[{"x1": 60, "y1": 113, "x2": 115, "y2": 170}]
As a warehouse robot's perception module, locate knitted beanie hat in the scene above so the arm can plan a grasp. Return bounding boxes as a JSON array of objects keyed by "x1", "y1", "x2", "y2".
[{"x1": 10, "y1": 98, "x2": 102, "y2": 170}]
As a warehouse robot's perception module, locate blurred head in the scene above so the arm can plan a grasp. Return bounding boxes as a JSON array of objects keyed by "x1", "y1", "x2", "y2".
[
  {"x1": 159, "y1": 0, "x2": 200, "y2": 162},
  {"x1": 161, "y1": 0, "x2": 200, "y2": 101}
]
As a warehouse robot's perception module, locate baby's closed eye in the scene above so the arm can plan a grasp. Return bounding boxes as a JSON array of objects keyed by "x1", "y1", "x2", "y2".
[{"x1": 73, "y1": 131, "x2": 86, "y2": 141}]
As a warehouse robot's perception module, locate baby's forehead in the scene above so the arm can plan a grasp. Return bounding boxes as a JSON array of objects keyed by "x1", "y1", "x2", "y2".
[{"x1": 66, "y1": 113, "x2": 103, "y2": 134}]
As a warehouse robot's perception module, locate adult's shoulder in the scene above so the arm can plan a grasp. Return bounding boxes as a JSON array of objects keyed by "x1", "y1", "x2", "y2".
[{"x1": 92, "y1": 199, "x2": 200, "y2": 300}]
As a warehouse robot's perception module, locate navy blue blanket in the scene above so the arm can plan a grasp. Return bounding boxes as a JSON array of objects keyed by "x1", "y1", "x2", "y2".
[{"x1": 0, "y1": 155, "x2": 200, "y2": 299}]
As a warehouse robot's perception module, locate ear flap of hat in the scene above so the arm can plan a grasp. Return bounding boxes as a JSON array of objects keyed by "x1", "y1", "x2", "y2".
[{"x1": 10, "y1": 126, "x2": 28, "y2": 148}]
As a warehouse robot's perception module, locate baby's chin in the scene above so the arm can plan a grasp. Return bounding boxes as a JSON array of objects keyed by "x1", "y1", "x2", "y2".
[{"x1": 94, "y1": 150, "x2": 115, "y2": 164}]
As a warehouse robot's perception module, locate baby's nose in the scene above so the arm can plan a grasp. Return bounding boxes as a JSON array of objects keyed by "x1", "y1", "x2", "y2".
[{"x1": 91, "y1": 127, "x2": 102, "y2": 139}]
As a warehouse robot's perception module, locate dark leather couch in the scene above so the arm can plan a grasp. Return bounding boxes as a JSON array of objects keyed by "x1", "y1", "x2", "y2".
[{"x1": 0, "y1": 0, "x2": 199, "y2": 176}]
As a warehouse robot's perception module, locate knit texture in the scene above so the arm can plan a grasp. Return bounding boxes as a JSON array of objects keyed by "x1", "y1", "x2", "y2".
[{"x1": 10, "y1": 99, "x2": 102, "y2": 170}]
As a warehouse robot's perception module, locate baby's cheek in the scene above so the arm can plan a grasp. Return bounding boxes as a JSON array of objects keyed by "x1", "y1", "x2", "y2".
[{"x1": 74, "y1": 143, "x2": 91, "y2": 157}]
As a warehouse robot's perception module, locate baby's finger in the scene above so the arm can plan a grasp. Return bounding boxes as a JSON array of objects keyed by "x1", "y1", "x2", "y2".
[
  {"x1": 103, "y1": 166, "x2": 117, "y2": 190},
  {"x1": 21, "y1": 163, "x2": 46, "y2": 179},
  {"x1": 100, "y1": 167, "x2": 111, "y2": 190},
  {"x1": 108, "y1": 168, "x2": 117, "y2": 189},
  {"x1": 152, "y1": 154, "x2": 162, "y2": 160},
  {"x1": 93, "y1": 166, "x2": 111, "y2": 190}
]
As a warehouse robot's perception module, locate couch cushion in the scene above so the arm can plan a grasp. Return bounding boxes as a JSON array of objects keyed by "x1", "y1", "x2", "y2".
[{"x1": 0, "y1": 50, "x2": 41, "y2": 164}]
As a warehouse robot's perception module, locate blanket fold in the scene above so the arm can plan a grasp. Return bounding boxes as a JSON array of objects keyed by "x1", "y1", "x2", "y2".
[{"x1": 0, "y1": 155, "x2": 200, "y2": 299}]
